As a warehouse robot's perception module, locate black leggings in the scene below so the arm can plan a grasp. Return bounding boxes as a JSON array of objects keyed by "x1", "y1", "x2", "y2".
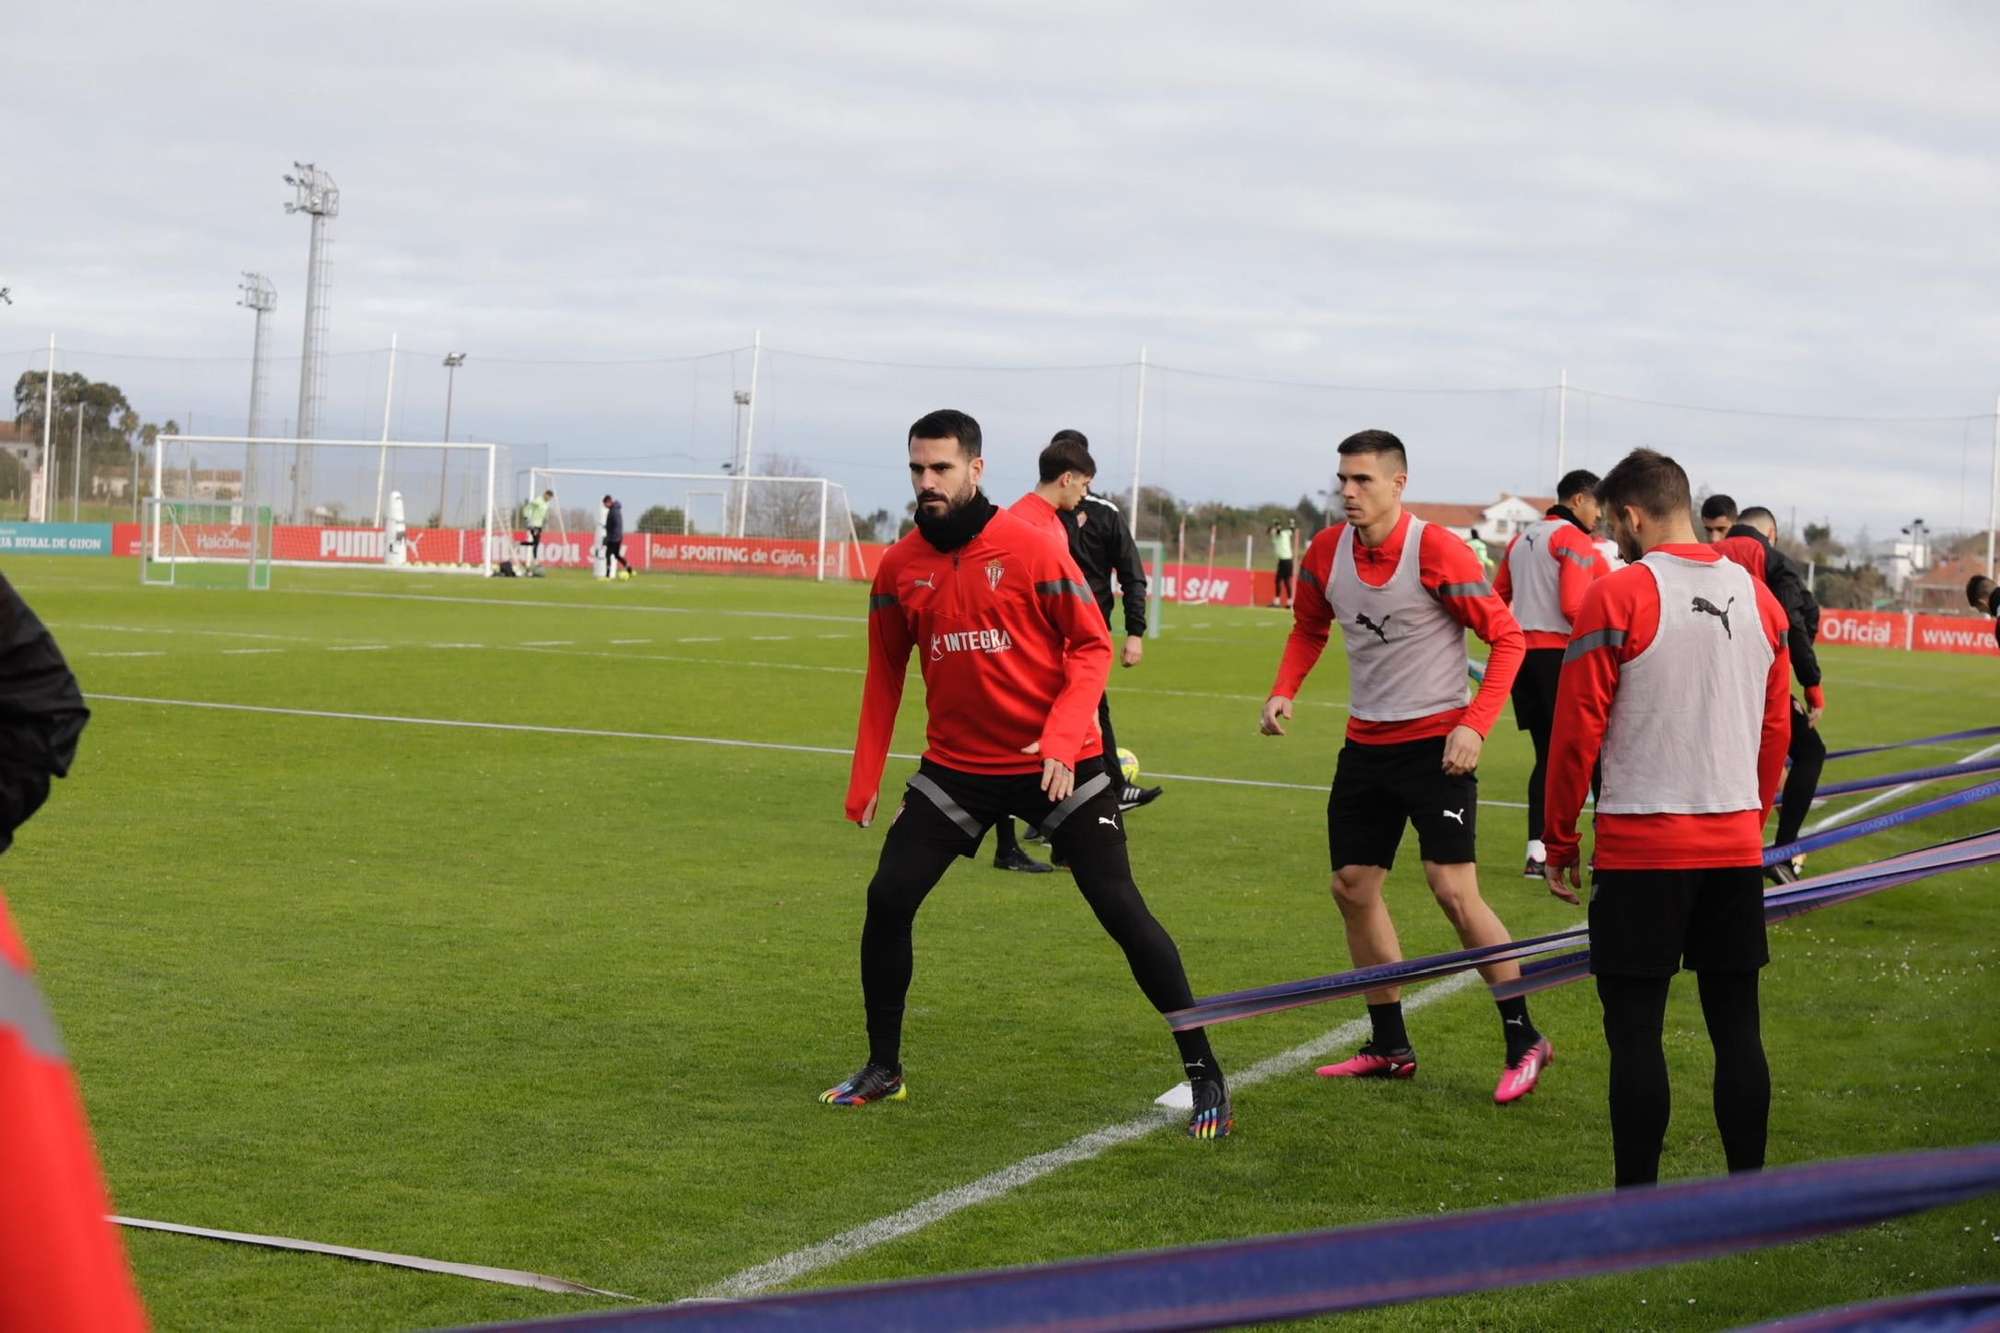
[
  {"x1": 861, "y1": 829, "x2": 1213, "y2": 1073},
  {"x1": 1596, "y1": 970, "x2": 1768, "y2": 1187},
  {"x1": 993, "y1": 694, "x2": 1124, "y2": 849},
  {"x1": 1773, "y1": 702, "x2": 1827, "y2": 849}
]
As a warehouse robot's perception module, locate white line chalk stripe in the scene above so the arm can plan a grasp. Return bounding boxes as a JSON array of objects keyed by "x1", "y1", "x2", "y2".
[
  {"x1": 327, "y1": 645, "x2": 390, "y2": 652},
  {"x1": 110, "y1": 1216, "x2": 632, "y2": 1299},
  {"x1": 83, "y1": 695, "x2": 1531, "y2": 810},
  {"x1": 519, "y1": 640, "x2": 574, "y2": 646},
  {"x1": 1803, "y1": 739, "x2": 2000, "y2": 835},
  {"x1": 610, "y1": 638, "x2": 652, "y2": 644},
  {"x1": 292, "y1": 587, "x2": 862, "y2": 625},
  {"x1": 220, "y1": 649, "x2": 283, "y2": 655},
  {"x1": 89, "y1": 651, "x2": 165, "y2": 658},
  {"x1": 706, "y1": 973, "x2": 1480, "y2": 1300}
]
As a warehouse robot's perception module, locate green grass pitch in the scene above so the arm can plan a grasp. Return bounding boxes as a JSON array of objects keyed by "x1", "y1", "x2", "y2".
[{"x1": 2, "y1": 554, "x2": 1995, "y2": 1332}]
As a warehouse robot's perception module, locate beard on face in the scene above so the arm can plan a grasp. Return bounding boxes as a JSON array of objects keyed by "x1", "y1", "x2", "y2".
[{"x1": 912, "y1": 480, "x2": 978, "y2": 539}]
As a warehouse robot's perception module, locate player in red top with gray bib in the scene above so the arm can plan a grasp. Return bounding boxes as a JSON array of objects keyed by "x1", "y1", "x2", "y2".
[
  {"x1": 1542, "y1": 448, "x2": 1792, "y2": 1188},
  {"x1": 1492, "y1": 470, "x2": 1610, "y2": 878},
  {"x1": 1260, "y1": 430, "x2": 1551, "y2": 1104}
]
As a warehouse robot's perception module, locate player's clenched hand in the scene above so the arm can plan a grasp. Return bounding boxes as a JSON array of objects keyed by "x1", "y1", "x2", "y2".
[
  {"x1": 1020, "y1": 742, "x2": 1074, "y2": 801},
  {"x1": 1544, "y1": 859, "x2": 1584, "y2": 906},
  {"x1": 1121, "y1": 636, "x2": 1144, "y2": 668},
  {"x1": 1808, "y1": 703, "x2": 1825, "y2": 728},
  {"x1": 1441, "y1": 724, "x2": 1484, "y2": 775},
  {"x1": 1260, "y1": 695, "x2": 1293, "y2": 736},
  {"x1": 856, "y1": 792, "x2": 879, "y2": 828}
]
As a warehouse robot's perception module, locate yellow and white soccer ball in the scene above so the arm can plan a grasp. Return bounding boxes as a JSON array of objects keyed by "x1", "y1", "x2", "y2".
[{"x1": 1117, "y1": 747, "x2": 1139, "y2": 785}]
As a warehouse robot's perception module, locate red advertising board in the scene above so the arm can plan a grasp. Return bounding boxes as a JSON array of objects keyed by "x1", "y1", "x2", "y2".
[
  {"x1": 1817, "y1": 609, "x2": 1907, "y2": 651},
  {"x1": 1909, "y1": 613, "x2": 2000, "y2": 657}
]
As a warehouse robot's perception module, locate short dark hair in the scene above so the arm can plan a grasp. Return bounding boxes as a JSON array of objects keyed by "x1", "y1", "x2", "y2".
[
  {"x1": 909, "y1": 409, "x2": 982, "y2": 458},
  {"x1": 1049, "y1": 428, "x2": 1088, "y2": 450},
  {"x1": 1337, "y1": 429, "x2": 1408, "y2": 474},
  {"x1": 1700, "y1": 493, "x2": 1738, "y2": 523},
  {"x1": 1738, "y1": 505, "x2": 1776, "y2": 528},
  {"x1": 1557, "y1": 469, "x2": 1600, "y2": 503},
  {"x1": 1967, "y1": 574, "x2": 1996, "y2": 608},
  {"x1": 1597, "y1": 448, "x2": 1693, "y2": 523},
  {"x1": 1038, "y1": 436, "x2": 1095, "y2": 483}
]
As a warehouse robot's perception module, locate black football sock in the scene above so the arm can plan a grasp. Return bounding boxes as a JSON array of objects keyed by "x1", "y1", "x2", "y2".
[
  {"x1": 1174, "y1": 1028, "x2": 1220, "y2": 1085},
  {"x1": 994, "y1": 818, "x2": 1021, "y2": 856},
  {"x1": 1498, "y1": 996, "x2": 1538, "y2": 1060},
  {"x1": 864, "y1": 1014, "x2": 902, "y2": 1075},
  {"x1": 1367, "y1": 1001, "x2": 1410, "y2": 1053}
]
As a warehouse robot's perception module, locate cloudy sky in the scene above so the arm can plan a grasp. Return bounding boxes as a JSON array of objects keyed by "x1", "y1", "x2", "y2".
[{"x1": 5, "y1": 2, "x2": 1998, "y2": 540}]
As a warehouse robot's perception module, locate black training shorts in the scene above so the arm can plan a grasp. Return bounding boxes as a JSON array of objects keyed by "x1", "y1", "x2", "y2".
[
  {"x1": 1275, "y1": 558, "x2": 1295, "y2": 581},
  {"x1": 886, "y1": 757, "x2": 1125, "y2": 861},
  {"x1": 1588, "y1": 866, "x2": 1769, "y2": 978},
  {"x1": 1510, "y1": 646, "x2": 1563, "y2": 734},
  {"x1": 1327, "y1": 734, "x2": 1478, "y2": 871}
]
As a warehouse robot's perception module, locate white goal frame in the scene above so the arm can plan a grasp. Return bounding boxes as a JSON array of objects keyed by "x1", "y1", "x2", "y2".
[
  {"x1": 529, "y1": 467, "x2": 866, "y2": 581},
  {"x1": 152, "y1": 435, "x2": 502, "y2": 576},
  {"x1": 140, "y1": 497, "x2": 274, "y2": 589}
]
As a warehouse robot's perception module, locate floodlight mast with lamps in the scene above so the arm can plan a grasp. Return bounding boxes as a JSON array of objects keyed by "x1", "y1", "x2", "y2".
[
  {"x1": 237, "y1": 273, "x2": 277, "y2": 505},
  {"x1": 283, "y1": 162, "x2": 339, "y2": 521},
  {"x1": 440, "y1": 353, "x2": 467, "y2": 520}
]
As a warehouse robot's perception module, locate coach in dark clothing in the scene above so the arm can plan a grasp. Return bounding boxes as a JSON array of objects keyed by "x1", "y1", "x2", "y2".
[
  {"x1": 601, "y1": 495, "x2": 633, "y2": 578},
  {"x1": 1717, "y1": 509, "x2": 1824, "y2": 879},
  {"x1": 0, "y1": 569, "x2": 89, "y2": 852},
  {"x1": 1051, "y1": 434, "x2": 1161, "y2": 809}
]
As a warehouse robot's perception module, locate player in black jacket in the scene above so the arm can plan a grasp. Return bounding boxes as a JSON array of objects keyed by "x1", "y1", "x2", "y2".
[
  {"x1": 1717, "y1": 507, "x2": 1825, "y2": 881},
  {"x1": 0, "y1": 568, "x2": 89, "y2": 853},
  {"x1": 1969, "y1": 575, "x2": 2000, "y2": 650},
  {"x1": 1052, "y1": 432, "x2": 1163, "y2": 810}
]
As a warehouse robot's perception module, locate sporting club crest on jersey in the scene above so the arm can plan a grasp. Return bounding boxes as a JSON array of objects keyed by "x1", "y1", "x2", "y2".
[{"x1": 984, "y1": 559, "x2": 1005, "y2": 591}]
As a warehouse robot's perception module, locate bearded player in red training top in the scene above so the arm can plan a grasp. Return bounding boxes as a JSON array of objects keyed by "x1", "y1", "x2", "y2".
[
  {"x1": 1261, "y1": 429, "x2": 1550, "y2": 1103},
  {"x1": 825, "y1": 409, "x2": 1232, "y2": 1139}
]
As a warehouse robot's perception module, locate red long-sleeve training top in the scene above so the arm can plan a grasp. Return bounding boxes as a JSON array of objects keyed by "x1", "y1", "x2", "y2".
[
  {"x1": 1543, "y1": 544, "x2": 1792, "y2": 870},
  {"x1": 1271, "y1": 511, "x2": 1525, "y2": 743},
  {"x1": 845, "y1": 508, "x2": 1111, "y2": 821},
  {"x1": 1493, "y1": 511, "x2": 1608, "y2": 650}
]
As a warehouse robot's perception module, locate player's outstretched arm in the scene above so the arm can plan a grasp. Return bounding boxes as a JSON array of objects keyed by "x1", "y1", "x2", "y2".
[
  {"x1": 846, "y1": 576, "x2": 914, "y2": 824},
  {"x1": 1267, "y1": 529, "x2": 1336, "y2": 721}
]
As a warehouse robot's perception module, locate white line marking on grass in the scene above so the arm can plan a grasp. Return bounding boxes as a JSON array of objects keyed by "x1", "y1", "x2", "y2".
[
  {"x1": 290, "y1": 588, "x2": 861, "y2": 625},
  {"x1": 1150, "y1": 768, "x2": 1529, "y2": 811},
  {"x1": 220, "y1": 649, "x2": 283, "y2": 655},
  {"x1": 816, "y1": 633, "x2": 851, "y2": 639},
  {"x1": 610, "y1": 638, "x2": 652, "y2": 645},
  {"x1": 706, "y1": 973, "x2": 1480, "y2": 1299},
  {"x1": 83, "y1": 695, "x2": 1527, "y2": 807},
  {"x1": 89, "y1": 651, "x2": 165, "y2": 658},
  {"x1": 519, "y1": 640, "x2": 574, "y2": 647},
  {"x1": 1804, "y1": 739, "x2": 2000, "y2": 834},
  {"x1": 750, "y1": 635, "x2": 794, "y2": 641},
  {"x1": 427, "y1": 643, "x2": 486, "y2": 649},
  {"x1": 677, "y1": 636, "x2": 721, "y2": 643},
  {"x1": 327, "y1": 645, "x2": 391, "y2": 652},
  {"x1": 59, "y1": 623, "x2": 314, "y2": 643},
  {"x1": 89, "y1": 696, "x2": 873, "y2": 757},
  {"x1": 501, "y1": 646, "x2": 860, "y2": 676}
]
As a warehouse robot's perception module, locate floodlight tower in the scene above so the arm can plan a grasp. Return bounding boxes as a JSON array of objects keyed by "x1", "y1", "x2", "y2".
[
  {"x1": 238, "y1": 273, "x2": 277, "y2": 506},
  {"x1": 283, "y1": 162, "x2": 339, "y2": 519}
]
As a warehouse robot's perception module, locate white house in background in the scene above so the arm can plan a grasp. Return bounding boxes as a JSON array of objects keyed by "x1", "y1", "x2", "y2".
[
  {"x1": 1870, "y1": 534, "x2": 1931, "y2": 592},
  {"x1": 1404, "y1": 494, "x2": 1555, "y2": 543}
]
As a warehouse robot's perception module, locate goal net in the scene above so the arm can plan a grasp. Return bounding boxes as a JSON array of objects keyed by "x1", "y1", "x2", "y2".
[
  {"x1": 140, "y1": 499, "x2": 274, "y2": 589},
  {"x1": 527, "y1": 468, "x2": 865, "y2": 580},
  {"x1": 151, "y1": 435, "x2": 514, "y2": 575}
]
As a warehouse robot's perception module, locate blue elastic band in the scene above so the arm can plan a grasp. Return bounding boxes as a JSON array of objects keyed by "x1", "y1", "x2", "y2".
[{"x1": 443, "y1": 1147, "x2": 2000, "y2": 1333}]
